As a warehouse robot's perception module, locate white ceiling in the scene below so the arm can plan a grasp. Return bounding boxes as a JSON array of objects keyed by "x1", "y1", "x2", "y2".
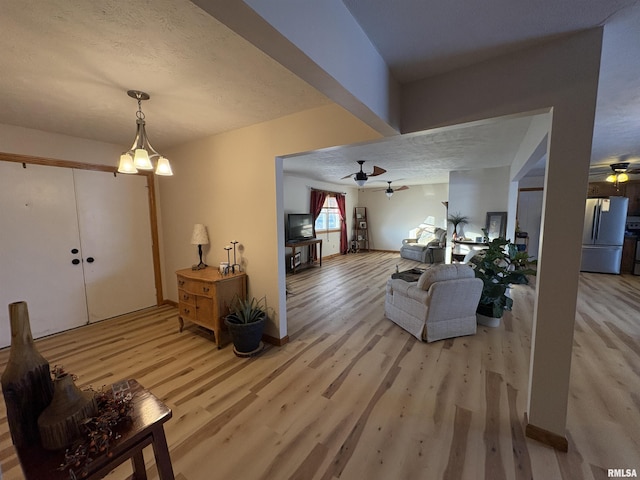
[
  {"x1": 1, "y1": 0, "x2": 639, "y2": 186},
  {"x1": 284, "y1": 114, "x2": 542, "y2": 186}
]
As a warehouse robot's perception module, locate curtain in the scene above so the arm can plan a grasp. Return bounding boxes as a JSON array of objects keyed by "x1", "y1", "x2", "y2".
[
  {"x1": 336, "y1": 193, "x2": 348, "y2": 254},
  {"x1": 310, "y1": 190, "x2": 327, "y2": 235},
  {"x1": 310, "y1": 190, "x2": 327, "y2": 261}
]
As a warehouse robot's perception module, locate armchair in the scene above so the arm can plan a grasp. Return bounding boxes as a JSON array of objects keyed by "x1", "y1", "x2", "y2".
[
  {"x1": 384, "y1": 264, "x2": 482, "y2": 342},
  {"x1": 400, "y1": 227, "x2": 446, "y2": 263}
]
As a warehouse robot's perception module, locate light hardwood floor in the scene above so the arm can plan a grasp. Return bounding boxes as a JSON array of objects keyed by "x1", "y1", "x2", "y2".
[{"x1": 1, "y1": 252, "x2": 639, "y2": 479}]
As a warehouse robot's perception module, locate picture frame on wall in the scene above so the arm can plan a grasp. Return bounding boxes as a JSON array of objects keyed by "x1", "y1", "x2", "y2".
[
  {"x1": 359, "y1": 221, "x2": 367, "y2": 229},
  {"x1": 485, "y1": 211, "x2": 507, "y2": 240}
]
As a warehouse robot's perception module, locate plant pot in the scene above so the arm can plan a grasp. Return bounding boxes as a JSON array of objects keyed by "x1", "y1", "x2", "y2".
[
  {"x1": 476, "y1": 303, "x2": 502, "y2": 327},
  {"x1": 476, "y1": 312, "x2": 501, "y2": 328},
  {"x1": 225, "y1": 315, "x2": 266, "y2": 357}
]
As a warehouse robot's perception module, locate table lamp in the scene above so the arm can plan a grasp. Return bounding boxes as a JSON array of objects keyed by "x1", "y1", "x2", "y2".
[{"x1": 190, "y1": 224, "x2": 209, "y2": 270}]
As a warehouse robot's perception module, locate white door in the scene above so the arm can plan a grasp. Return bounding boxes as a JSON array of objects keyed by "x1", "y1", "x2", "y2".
[
  {"x1": 0, "y1": 162, "x2": 88, "y2": 346},
  {"x1": 73, "y1": 170, "x2": 156, "y2": 323}
]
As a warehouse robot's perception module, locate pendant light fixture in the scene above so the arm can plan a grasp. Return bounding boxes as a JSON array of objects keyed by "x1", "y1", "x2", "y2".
[
  {"x1": 385, "y1": 181, "x2": 394, "y2": 198},
  {"x1": 117, "y1": 90, "x2": 173, "y2": 176}
]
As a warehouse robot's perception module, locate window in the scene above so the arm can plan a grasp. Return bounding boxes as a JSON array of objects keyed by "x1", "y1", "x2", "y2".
[{"x1": 315, "y1": 195, "x2": 341, "y2": 233}]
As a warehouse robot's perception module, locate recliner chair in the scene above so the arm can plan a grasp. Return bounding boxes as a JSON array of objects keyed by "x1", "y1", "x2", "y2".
[
  {"x1": 399, "y1": 227, "x2": 446, "y2": 263},
  {"x1": 385, "y1": 264, "x2": 482, "y2": 342}
]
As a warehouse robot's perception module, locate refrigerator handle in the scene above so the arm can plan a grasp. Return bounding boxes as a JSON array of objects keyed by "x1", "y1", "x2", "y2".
[
  {"x1": 595, "y1": 204, "x2": 602, "y2": 240},
  {"x1": 591, "y1": 204, "x2": 598, "y2": 240}
]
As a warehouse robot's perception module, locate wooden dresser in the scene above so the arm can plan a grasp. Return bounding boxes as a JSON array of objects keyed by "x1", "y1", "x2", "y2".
[{"x1": 176, "y1": 267, "x2": 247, "y2": 349}]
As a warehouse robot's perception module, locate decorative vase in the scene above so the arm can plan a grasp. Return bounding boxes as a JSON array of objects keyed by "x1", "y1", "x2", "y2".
[
  {"x1": 38, "y1": 373, "x2": 97, "y2": 450},
  {"x1": 1, "y1": 301, "x2": 54, "y2": 447}
]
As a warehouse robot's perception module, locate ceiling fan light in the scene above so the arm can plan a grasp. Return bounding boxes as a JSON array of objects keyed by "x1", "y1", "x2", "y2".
[
  {"x1": 355, "y1": 178, "x2": 367, "y2": 187},
  {"x1": 618, "y1": 172, "x2": 629, "y2": 182},
  {"x1": 155, "y1": 156, "x2": 173, "y2": 176},
  {"x1": 385, "y1": 189, "x2": 393, "y2": 198},
  {"x1": 133, "y1": 148, "x2": 153, "y2": 170},
  {"x1": 606, "y1": 174, "x2": 616, "y2": 183},
  {"x1": 117, "y1": 153, "x2": 137, "y2": 174}
]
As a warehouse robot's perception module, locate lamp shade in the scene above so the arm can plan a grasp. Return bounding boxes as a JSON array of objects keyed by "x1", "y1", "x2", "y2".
[
  {"x1": 133, "y1": 148, "x2": 153, "y2": 170},
  {"x1": 190, "y1": 224, "x2": 209, "y2": 245},
  {"x1": 155, "y1": 157, "x2": 173, "y2": 176},
  {"x1": 117, "y1": 153, "x2": 137, "y2": 174}
]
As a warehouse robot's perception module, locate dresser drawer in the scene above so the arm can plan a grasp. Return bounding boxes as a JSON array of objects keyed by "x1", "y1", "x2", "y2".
[
  {"x1": 178, "y1": 301, "x2": 196, "y2": 322},
  {"x1": 178, "y1": 289, "x2": 196, "y2": 305},
  {"x1": 177, "y1": 276, "x2": 214, "y2": 297}
]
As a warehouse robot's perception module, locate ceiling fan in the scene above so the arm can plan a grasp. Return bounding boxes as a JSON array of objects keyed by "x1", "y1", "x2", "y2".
[
  {"x1": 372, "y1": 181, "x2": 409, "y2": 198},
  {"x1": 590, "y1": 162, "x2": 640, "y2": 185},
  {"x1": 341, "y1": 160, "x2": 386, "y2": 186}
]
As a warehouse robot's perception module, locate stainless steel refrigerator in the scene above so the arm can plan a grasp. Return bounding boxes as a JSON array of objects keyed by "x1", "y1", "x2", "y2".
[{"x1": 581, "y1": 196, "x2": 629, "y2": 274}]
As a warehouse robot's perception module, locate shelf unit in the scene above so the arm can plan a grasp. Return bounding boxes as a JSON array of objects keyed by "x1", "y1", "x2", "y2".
[
  {"x1": 353, "y1": 207, "x2": 369, "y2": 252},
  {"x1": 515, "y1": 231, "x2": 529, "y2": 252}
]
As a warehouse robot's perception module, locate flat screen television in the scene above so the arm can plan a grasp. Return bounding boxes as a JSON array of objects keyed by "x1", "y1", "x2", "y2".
[{"x1": 287, "y1": 213, "x2": 315, "y2": 242}]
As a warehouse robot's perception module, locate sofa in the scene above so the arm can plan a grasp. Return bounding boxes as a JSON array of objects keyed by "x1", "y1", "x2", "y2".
[
  {"x1": 384, "y1": 264, "x2": 483, "y2": 342},
  {"x1": 399, "y1": 227, "x2": 446, "y2": 263}
]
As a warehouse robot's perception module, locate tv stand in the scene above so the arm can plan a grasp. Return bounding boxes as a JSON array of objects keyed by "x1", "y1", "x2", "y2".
[{"x1": 286, "y1": 238, "x2": 322, "y2": 274}]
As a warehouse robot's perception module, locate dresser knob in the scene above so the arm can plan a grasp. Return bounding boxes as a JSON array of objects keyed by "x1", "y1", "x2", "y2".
[
  {"x1": 203, "y1": 287, "x2": 210, "y2": 293},
  {"x1": 178, "y1": 280, "x2": 185, "y2": 286}
]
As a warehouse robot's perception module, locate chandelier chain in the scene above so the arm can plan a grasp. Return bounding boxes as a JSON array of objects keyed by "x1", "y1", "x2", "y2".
[{"x1": 136, "y1": 98, "x2": 145, "y2": 121}]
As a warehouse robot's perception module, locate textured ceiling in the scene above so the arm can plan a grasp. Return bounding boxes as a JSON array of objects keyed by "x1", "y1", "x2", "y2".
[
  {"x1": 0, "y1": 0, "x2": 330, "y2": 149},
  {"x1": 284, "y1": 115, "x2": 539, "y2": 186},
  {"x1": 0, "y1": 0, "x2": 639, "y2": 185}
]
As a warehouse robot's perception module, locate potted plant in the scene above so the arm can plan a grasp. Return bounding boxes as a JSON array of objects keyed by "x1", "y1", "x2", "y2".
[
  {"x1": 224, "y1": 296, "x2": 267, "y2": 356},
  {"x1": 447, "y1": 212, "x2": 469, "y2": 240},
  {"x1": 467, "y1": 237, "x2": 536, "y2": 327}
]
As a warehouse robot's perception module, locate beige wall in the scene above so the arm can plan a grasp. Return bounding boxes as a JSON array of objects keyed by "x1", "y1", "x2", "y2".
[
  {"x1": 358, "y1": 183, "x2": 449, "y2": 251},
  {"x1": 448, "y1": 166, "x2": 511, "y2": 240},
  {"x1": 0, "y1": 123, "x2": 122, "y2": 164},
  {"x1": 159, "y1": 104, "x2": 380, "y2": 339}
]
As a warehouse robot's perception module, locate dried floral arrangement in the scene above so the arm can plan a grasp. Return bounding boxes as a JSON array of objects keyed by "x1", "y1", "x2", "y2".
[{"x1": 50, "y1": 367, "x2": 133, "y2": 479}]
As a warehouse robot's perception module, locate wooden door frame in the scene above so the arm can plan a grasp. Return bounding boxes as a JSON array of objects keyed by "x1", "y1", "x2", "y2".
[{"x1": 0, "y1": 151, "x2": 164, "y2": 305}]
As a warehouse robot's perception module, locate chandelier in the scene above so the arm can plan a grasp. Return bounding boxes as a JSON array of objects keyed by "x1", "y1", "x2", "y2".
[{"x1": 117, "y1": 90, "x2": 173, "y2": 176}]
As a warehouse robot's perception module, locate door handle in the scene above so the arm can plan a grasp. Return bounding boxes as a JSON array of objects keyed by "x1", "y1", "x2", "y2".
[{"x1": 86, "y1": 257, "x2": 95, "y2": 263}]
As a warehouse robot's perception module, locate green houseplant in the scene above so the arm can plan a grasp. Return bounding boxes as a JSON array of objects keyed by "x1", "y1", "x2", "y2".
[
  {"x1": 224, "y1": 296, "x2": 267, "y2": 356},
  {"x1": 447, "y1": 212, "x2": 469, "y2": 240},
  {"x1": 467, "y1": 237, "x2": 536, "y2": 326}
]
